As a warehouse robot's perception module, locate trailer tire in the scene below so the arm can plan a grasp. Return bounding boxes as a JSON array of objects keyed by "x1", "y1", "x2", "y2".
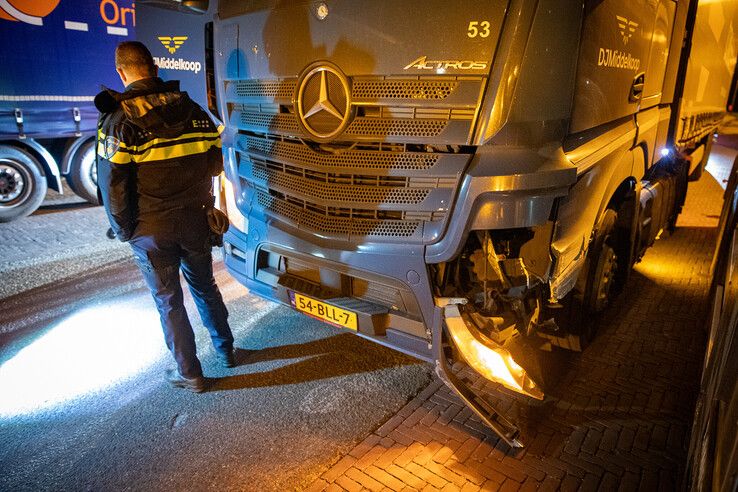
[
  {"x1": 0, "y1": 145, "x2": 47, "y2": 222},
  {"x1": 66, "y1": 140, "x2": 99, "y2": 205}
]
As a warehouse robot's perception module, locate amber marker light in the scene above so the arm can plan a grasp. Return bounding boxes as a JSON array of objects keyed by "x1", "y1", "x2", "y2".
[{"x1": 443, "y1": 303, "x2": 544, "y2": 400}]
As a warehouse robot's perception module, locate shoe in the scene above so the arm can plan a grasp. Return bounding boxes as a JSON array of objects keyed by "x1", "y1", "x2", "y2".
[
  {"x1": 216, "y1": 350, "x2": 236, "y2": 368},
  {"x1": 166, "y1": 369, "x2": 207, "y2": 393}
]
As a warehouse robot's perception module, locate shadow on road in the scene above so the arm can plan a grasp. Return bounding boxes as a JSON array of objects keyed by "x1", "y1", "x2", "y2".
[
  {"x1": 34, "y1": 202, "x2": 98, "y2": 215},
  {"x1": 211, "y1": 333, "x2": 423, "y2": 391}
]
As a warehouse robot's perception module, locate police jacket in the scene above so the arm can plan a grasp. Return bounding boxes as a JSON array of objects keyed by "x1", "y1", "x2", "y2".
[{"x1": 95, "y1": 77, "x2": 222, "y2": 241}]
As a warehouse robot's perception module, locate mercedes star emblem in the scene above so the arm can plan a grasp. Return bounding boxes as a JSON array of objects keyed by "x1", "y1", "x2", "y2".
[{"x1": 295, "y1": 62, "x2": 352, "y2": 142}]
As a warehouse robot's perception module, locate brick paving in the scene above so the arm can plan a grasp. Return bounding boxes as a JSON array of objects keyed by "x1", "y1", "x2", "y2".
[
  {"x1": 0, "y1": 183, "x2": 130, "y2": 299},
  {"x1": 0, "y1": 183, "x2": 110, "y2": 264},
  {"x1": 306, "y1": 160, "x2": 728, "y2": 491}
]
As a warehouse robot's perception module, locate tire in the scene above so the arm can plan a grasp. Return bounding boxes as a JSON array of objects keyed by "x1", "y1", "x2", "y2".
[
  {"x1": 66, "y1": 139, "x2": 100, "y2": 204},
  {"x1": 575, "y1": 209, "x2": 619, "y2": 345},
  {"x1": 583, "y1": 209, "x2": 618, "y2": 315},
  {"x1": 547, "y1": 209, "x2": 624, "y2": 350},
  {"x1": 0, "y1": 145, "x2": 47, "y2": 222}
]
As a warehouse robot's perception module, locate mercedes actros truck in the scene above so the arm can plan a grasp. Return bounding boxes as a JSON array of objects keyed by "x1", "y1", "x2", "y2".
[{"x1": 149, "y1": 0, "x2": 738, "y2": 446}]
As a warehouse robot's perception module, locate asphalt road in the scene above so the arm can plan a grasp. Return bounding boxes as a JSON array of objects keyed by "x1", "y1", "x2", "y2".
[{"x1": 0, "y1": 188, "x2": 432, "y2": 491}]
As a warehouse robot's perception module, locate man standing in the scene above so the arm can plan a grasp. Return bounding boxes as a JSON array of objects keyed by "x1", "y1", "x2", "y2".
[{"x1": 95, "y1": 41, "x2": 235, "y2": 393}]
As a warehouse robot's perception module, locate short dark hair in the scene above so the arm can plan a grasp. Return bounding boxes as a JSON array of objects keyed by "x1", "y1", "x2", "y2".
[{"x1": 115, "y1": 41, "x2": 156, "y2": 76}]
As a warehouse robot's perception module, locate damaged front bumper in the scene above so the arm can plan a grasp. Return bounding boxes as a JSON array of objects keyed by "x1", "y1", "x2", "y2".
[{"x1": 434, "y1": 297, "x2": 546, "y2": 448}]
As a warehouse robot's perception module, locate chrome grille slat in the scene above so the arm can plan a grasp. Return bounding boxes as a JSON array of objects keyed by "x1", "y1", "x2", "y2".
[
  {"x1": 242, "y1": 135, "x2": 440, "y2": 172},
  {"x1": 250, "y1": 159, "x2": 431, "y2": 206},
  {"x1": 352, "y1": 79, "x2": 458, "y2": 100},
  {"x1": 345, "y1": 118, "x2": 448, "y2": 138},
  {"x1": 254, "y1": 189, "x2": 427, "y2": 241},
  {"x1": 226, "y1": 77, "x2": 470, "y2": 102},
  {"x1": 237, "y1": 111, "x2": 300, "y2": 134},
  {"x1": 233, "y1": 109, "x2": 454, "y2": 140},
  {"x1": 230, "y1": 80, "x2": 297, "y2": 99}
]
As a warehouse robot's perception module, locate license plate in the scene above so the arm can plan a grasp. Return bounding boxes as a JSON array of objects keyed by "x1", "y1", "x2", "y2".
[{"x1": 289, "y1": 292, "x2": 358, "y2": 330}]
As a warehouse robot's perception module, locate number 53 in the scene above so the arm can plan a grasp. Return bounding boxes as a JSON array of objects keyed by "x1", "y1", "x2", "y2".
[{"x1": 468, "y1": 20, "x2": 490, "y2": 38}]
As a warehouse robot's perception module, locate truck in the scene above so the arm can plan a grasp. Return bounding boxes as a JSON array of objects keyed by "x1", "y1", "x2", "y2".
[
  {"x1": 135, "y1": 1, "x2": 212, "y2": 114},
  {"x1": 0, "y1": 0, "x2": 135, "y2": 222},
  {"x1": 145, "y1": 0, "x2": 738, "y2": 446},
  {"x1": 686, "y1": 138, "x2": 738, "y2": 491}
]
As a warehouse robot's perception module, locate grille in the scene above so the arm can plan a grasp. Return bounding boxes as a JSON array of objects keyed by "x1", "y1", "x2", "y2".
[
  {"x1": 345, "y1": 118, "x2": 448, "y2": 138},
  {"x1": 256, "y1": 190, "x2": 424, "y2": 239},
  {"x1": 251, "y1": 159, "x2": 430, "y2": 205},
  {"x1": 239, "y1": 112, "x2": 300, "y2": 134},
  {"x1": 352, "y1": 278, "x2": 405, "y2": 310},
  {"x1": 236, "y1": 133, "x2": 465, "y2": 243},
  {"x1": 231, "y1": 79, "x2": 459, "y2": 101},
  {"x1": 352, "y1": 80, "x2": 458, "y2": 100},
  {"x1": 227, "y1": 74, "x2": 482, "y2": 243},
  {"x1": 245, "y1": 136, "x2": 440, "y2": 171},
  {"x1": 233, "y1": 80, "x2": 296, "y2": 99}
]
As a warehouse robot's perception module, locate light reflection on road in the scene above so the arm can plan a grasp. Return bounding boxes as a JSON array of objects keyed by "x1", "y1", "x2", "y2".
[{"x1": 0, "y1": 298, "x2": 165, "y2": 417}]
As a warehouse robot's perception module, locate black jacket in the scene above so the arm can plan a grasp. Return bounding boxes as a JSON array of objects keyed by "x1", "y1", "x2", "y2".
[{"x1": 95, "y1": 77, "x2": 222, "y2": 241}]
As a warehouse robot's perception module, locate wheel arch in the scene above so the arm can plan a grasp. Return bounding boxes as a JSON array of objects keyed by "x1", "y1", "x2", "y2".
[
  {"x1": 593, "y1": 148, "x2": 640, "y2": 241},
  {"x1": 598, "y1": 152, "x2": 641, "y2": 279},
  {"x1": 61, "y1": 136, "x2": 95, "y2": 176}
]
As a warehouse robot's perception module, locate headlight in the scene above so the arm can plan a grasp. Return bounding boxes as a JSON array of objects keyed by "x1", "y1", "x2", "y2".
[
  {"x1": 220, "y1": 174, "x2": 247, "y2": 233},
  {"x1": 443, "y1": 303, "x2": 544, "y2": 400}
]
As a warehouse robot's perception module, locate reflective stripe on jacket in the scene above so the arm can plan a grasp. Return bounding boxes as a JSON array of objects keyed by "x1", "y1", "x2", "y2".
[{"x1": 95, "y1": 78, "x2": 223, "y2": 241}]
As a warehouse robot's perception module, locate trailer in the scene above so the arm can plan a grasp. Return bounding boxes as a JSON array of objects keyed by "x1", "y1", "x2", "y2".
[{"x1": 0, "y1": 0, "x2": 135, "y2": 221}]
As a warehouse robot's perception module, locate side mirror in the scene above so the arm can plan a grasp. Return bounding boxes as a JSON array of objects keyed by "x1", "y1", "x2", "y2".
[{"x1": 138, "y1": 0, "x2": 209, "y2": 14}]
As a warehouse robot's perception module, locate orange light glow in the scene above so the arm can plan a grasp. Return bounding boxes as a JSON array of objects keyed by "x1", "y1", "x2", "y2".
[{"x1": 444, "y1": 304, "x2": 544, "y2": 400}]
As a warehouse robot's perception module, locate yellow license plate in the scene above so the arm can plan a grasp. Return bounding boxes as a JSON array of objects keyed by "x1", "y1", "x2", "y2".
[{"x1": 290, "y1": 292, "x2": 358, "y2": 330}]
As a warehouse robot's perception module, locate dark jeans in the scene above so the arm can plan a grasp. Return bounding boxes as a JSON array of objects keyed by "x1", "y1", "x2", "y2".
[{"x1": 130, "y1": 224, "x2": 234, "y2": 379}]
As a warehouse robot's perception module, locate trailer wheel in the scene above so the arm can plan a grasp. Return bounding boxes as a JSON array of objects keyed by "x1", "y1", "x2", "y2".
[
  {"x1": 66, "y1": 140, "x2": 99, "y2": 205},
  {"x1": 0, "y1": 145, "x2": 47, "y2": 222}
]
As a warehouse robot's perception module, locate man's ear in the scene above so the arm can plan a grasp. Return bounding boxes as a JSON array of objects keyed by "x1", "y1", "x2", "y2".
[{"x1": 116, "y1": 67, "x2": 127, "y2": 86}]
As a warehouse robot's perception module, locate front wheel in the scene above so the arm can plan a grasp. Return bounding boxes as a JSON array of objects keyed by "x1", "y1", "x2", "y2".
[
  {"x1": 66, "y1": 139, "x2": 99, "y2": 205},
  {"x1": 566, "y1": 209, "x2": 619, "y2": 347},
  {"x1": 583, "y1": 209, "x2": 619, "y2": 315},
  {"x1": 0, "y1": 145, "x2": 47, "y2": 222}
]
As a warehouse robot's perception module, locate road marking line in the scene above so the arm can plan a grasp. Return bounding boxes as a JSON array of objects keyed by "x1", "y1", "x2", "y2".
[{"x1": 64, "y1": 21, "x2": 89, "y2": 31}]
